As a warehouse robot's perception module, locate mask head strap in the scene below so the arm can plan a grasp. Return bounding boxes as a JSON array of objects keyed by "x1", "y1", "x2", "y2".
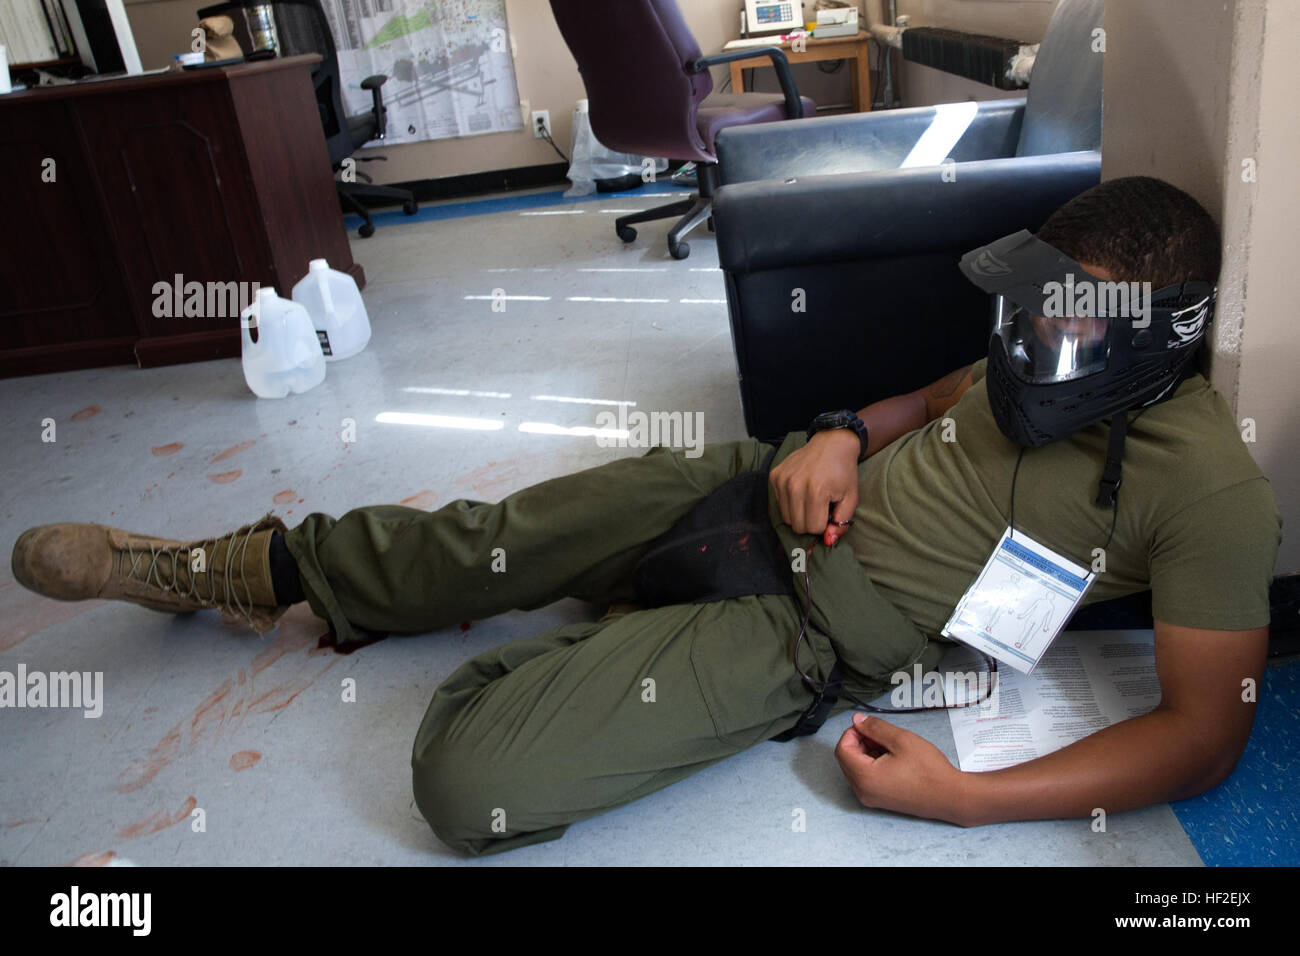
[{"x1": 1096, "y1": 413, "x2": 1128, "y2": 508}]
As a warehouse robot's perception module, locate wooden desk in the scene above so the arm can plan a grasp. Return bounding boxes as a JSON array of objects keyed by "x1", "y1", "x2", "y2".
[
  {"x1": 0, "y1": 55, "x2": 364, "y2": 377},
  {"x1": 728, "y1": 28, "x2": 873, "y2": 113}
]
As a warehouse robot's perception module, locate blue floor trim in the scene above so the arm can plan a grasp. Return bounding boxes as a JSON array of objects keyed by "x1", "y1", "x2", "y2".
[
  {"x1": 1170, "y1": 657, "x2": 1299, "y2": 865},
  {"x1": 344, "y1": 182, "x2": 695, "y2": 231}
]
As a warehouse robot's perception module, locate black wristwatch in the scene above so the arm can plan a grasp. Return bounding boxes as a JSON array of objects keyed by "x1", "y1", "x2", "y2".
[{"x1": 807, "y1": 409, "x2": 870, "y2": 462}]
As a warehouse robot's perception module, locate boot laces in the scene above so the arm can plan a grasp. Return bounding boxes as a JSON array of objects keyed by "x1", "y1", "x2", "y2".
[{"x1": 121, "y1": 514, "x2": 278, "y2": 629}]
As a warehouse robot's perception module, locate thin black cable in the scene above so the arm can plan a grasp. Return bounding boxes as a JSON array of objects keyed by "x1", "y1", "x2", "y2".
[
  {"x1": 539, "y1": 127, "x2": 569, "y2": 164},
  {"x1": 1008, "y1": 446, "x2": 1026, "y2": 541},
  {"x1": 1010, "y1": 434, "x2": 1128, "y2": 551},
  {"x1": 1101, "y1": 491, "x2": 1120, "y2": 551}
]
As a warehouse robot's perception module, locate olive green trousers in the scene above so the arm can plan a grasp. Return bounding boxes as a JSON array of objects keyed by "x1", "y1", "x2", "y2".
[{"x1": 282, "y1": 436, "x2": 939, "y2": 855}]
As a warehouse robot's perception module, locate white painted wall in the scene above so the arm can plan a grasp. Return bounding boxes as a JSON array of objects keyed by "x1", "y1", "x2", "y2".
[{"x1": 1102, "y1": 0, "x2": 1298, "y2": 574}]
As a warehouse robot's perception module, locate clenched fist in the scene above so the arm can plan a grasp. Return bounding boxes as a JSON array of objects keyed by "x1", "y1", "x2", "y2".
[{"x1": 769, "y1": 429, "x2": 861, "y2": 545}]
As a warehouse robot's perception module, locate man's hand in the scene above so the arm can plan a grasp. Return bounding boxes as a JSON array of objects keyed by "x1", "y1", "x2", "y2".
[
  {"x1": 834, "y1": 713, "x2": 966, "y2": 824},
  {"x1": 954, "y1": 621, "x2": 1267, "y2": 827},
  {"x1": 769, "y1": 364, "x2": 974, "y2": 545},
  {"x1": 769, "y1": 429, "x2": 860, "y2": 543}
]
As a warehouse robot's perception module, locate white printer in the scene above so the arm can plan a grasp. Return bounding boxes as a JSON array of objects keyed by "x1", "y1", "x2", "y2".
[{"x1": 813, "y1": 6, "x2": 859, "y2": 39}]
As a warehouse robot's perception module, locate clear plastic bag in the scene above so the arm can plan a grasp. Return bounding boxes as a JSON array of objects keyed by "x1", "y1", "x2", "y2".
[{"x1": 563, "y1": 99, "x2": 668, "y2": 197}]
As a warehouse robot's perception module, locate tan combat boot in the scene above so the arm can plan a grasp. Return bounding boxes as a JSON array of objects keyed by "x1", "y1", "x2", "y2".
[{"x1": 10, "y1": 513, "x2": 290, "y2": 633}]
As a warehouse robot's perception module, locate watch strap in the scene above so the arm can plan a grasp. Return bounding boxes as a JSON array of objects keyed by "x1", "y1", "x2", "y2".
[{"x1": 807, "y1": 410, "x2": 869, "y2": 462}]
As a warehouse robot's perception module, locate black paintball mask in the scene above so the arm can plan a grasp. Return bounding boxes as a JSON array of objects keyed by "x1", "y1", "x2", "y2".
[
  {"x1": 958, "y1": 230, "x2": 1215, "y2": 506},
  {"x1": 960, "y1": 230, "x2": 1214, "y2": 443}
]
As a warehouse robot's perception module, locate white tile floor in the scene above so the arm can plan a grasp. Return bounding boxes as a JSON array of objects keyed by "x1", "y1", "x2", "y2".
[{"x1": 0, "y1": 191, "x2": 1203, "y2": 865}]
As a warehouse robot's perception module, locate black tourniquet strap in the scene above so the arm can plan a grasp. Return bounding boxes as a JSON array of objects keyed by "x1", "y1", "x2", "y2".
[
  {"x1": 770, "y1": 659, "x2": 844, "y2": 742},
  {"x1": 631, "y1": 447, "x2": 846, "y2": 742},
  {"x1": 632, "y1": 448, "x2": 793, "y2": 607}
]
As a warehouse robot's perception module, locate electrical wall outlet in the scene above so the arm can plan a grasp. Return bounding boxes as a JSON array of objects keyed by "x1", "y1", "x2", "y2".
[{"x1": 532, "y1": 110, "x2": 551, "y2": 139}]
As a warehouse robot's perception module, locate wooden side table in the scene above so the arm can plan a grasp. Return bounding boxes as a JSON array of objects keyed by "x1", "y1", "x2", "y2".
[{"x1": 727, "y1": 28, "x2": 873, "y2": 112}]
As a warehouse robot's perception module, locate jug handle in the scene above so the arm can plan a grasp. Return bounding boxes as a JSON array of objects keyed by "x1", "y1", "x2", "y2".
[
  {"x1": 242, "y1": 311, "x2": 260, "y2": 353},
  {"x1": 319, "y1": 274, "x2": 335, "y2": 317}
]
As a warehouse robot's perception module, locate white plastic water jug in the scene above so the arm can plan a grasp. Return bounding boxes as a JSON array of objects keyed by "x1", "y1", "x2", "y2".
[
  {"x1": 240, "y1": 287, "x2": 327, "y2": 399},
  {"x1": 291, "y1": 258, "x2": 371, "y2": 362}
]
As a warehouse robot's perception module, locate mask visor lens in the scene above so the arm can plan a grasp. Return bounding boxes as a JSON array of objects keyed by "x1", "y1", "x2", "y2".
[{"x1": 993, "y1": 295, "x2": 1111, "y2": 384}]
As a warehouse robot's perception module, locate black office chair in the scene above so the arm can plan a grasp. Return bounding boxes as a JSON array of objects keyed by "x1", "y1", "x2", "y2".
[{"x1": 196, "y1": 0, "x2": 418, "y2": 237}]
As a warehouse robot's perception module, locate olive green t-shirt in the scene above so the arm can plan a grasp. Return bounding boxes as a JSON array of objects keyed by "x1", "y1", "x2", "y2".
[{"x1": 845, "y1": 358, "x2": 1282, "y2": 636}]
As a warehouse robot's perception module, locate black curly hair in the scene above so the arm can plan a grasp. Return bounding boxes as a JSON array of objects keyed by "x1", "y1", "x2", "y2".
[{"x1": 1036, "y1": 176, "x2": 1221, "y2": 289}]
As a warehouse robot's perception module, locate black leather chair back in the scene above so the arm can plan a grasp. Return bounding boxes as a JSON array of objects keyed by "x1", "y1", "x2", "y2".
[{"x1": 1015, "y1": 0, "x2": 1104, "y2": 156}]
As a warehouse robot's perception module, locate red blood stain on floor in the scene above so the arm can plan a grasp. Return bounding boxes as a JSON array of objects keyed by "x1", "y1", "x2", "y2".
[
  {"x1": 399, "y1": 490, "x2": 437, "y2": 510},
  {"x1": 229, "y1": 750, "x2": 262, "y2": 771},
  {"x1": 210, "y1": 439, "x2": 257, "y2": 463},
  {"x1": 273, "y1": 489, "x2": 297, "y2": 505},
  {"x1": 65, "y1": 850, "x2": 116, "y2": 867},
  {"x1": 118, "y1": 796, "x2": 197, "y2": 840},
  {"x1": 0, "y1": 593, "x2": 104, "y2": 654},
  {"x1": 454, "y1": 450, "x2": 576, "y2": 500},
  {"x1": 459, "y1": 621, "x2": 472, "y2": 631},
  {"x1": 3, "y1": 818, "x2": 38, "y2": 829},
  {"x1": 208, "y1": 470, "x2": 242, "y2": 484},
  {"x1": 70, "y1": 406, "x2": 101, "y2": 422},
  {"x1": 115, "y1": 606, "x2": 335, "y2": 794},
  {"x1": 151, "y1": 442, "x2": 184, "y2": 456}
]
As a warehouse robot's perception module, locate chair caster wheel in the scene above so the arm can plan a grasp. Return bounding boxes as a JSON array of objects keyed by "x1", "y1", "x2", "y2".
[
  {"x1": 616, "y1": 225, "x2": 637, "y2": 243},
  {"x1": 402, "y1": 200, "x2": 418, "y2": 215},
  {"x1": 358, "y1": 222, "x2": 375, "y2": 238},
  {"x1": 669, "y1": 239, "x2": 690, "y2": 260}
]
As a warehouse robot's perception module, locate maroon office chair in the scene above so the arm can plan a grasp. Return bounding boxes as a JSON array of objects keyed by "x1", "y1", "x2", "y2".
[{"x1": 549, "y1": 0, "x2": 816, "y2": 259}]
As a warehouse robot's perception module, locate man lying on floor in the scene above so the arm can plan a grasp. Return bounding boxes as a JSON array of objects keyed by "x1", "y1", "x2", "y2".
[{"x1": 12, "y1": 176, "x2": 1280, "y2": 855}]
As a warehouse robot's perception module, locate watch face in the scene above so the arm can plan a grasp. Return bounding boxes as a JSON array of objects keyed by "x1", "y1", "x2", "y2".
[{"x1": 816, "y1": 411, "x2": 851, "y2": 429}]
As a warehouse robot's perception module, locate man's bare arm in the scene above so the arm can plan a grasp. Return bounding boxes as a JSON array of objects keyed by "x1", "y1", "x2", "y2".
[
  {"x1": 953, "y1": 621, "x2": 1267, "y2": 826},
  {"x1": 850, "y1": 364, "x2": 975, "y2": 457}
]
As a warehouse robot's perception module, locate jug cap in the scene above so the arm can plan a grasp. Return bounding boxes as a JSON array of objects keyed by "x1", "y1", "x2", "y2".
[
  {"x1": 309, "y1": 258, "x2": 330, "y2": 272},
  {"x1": 256, "y1": 286, "x2": 277, "y2": 300}
]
